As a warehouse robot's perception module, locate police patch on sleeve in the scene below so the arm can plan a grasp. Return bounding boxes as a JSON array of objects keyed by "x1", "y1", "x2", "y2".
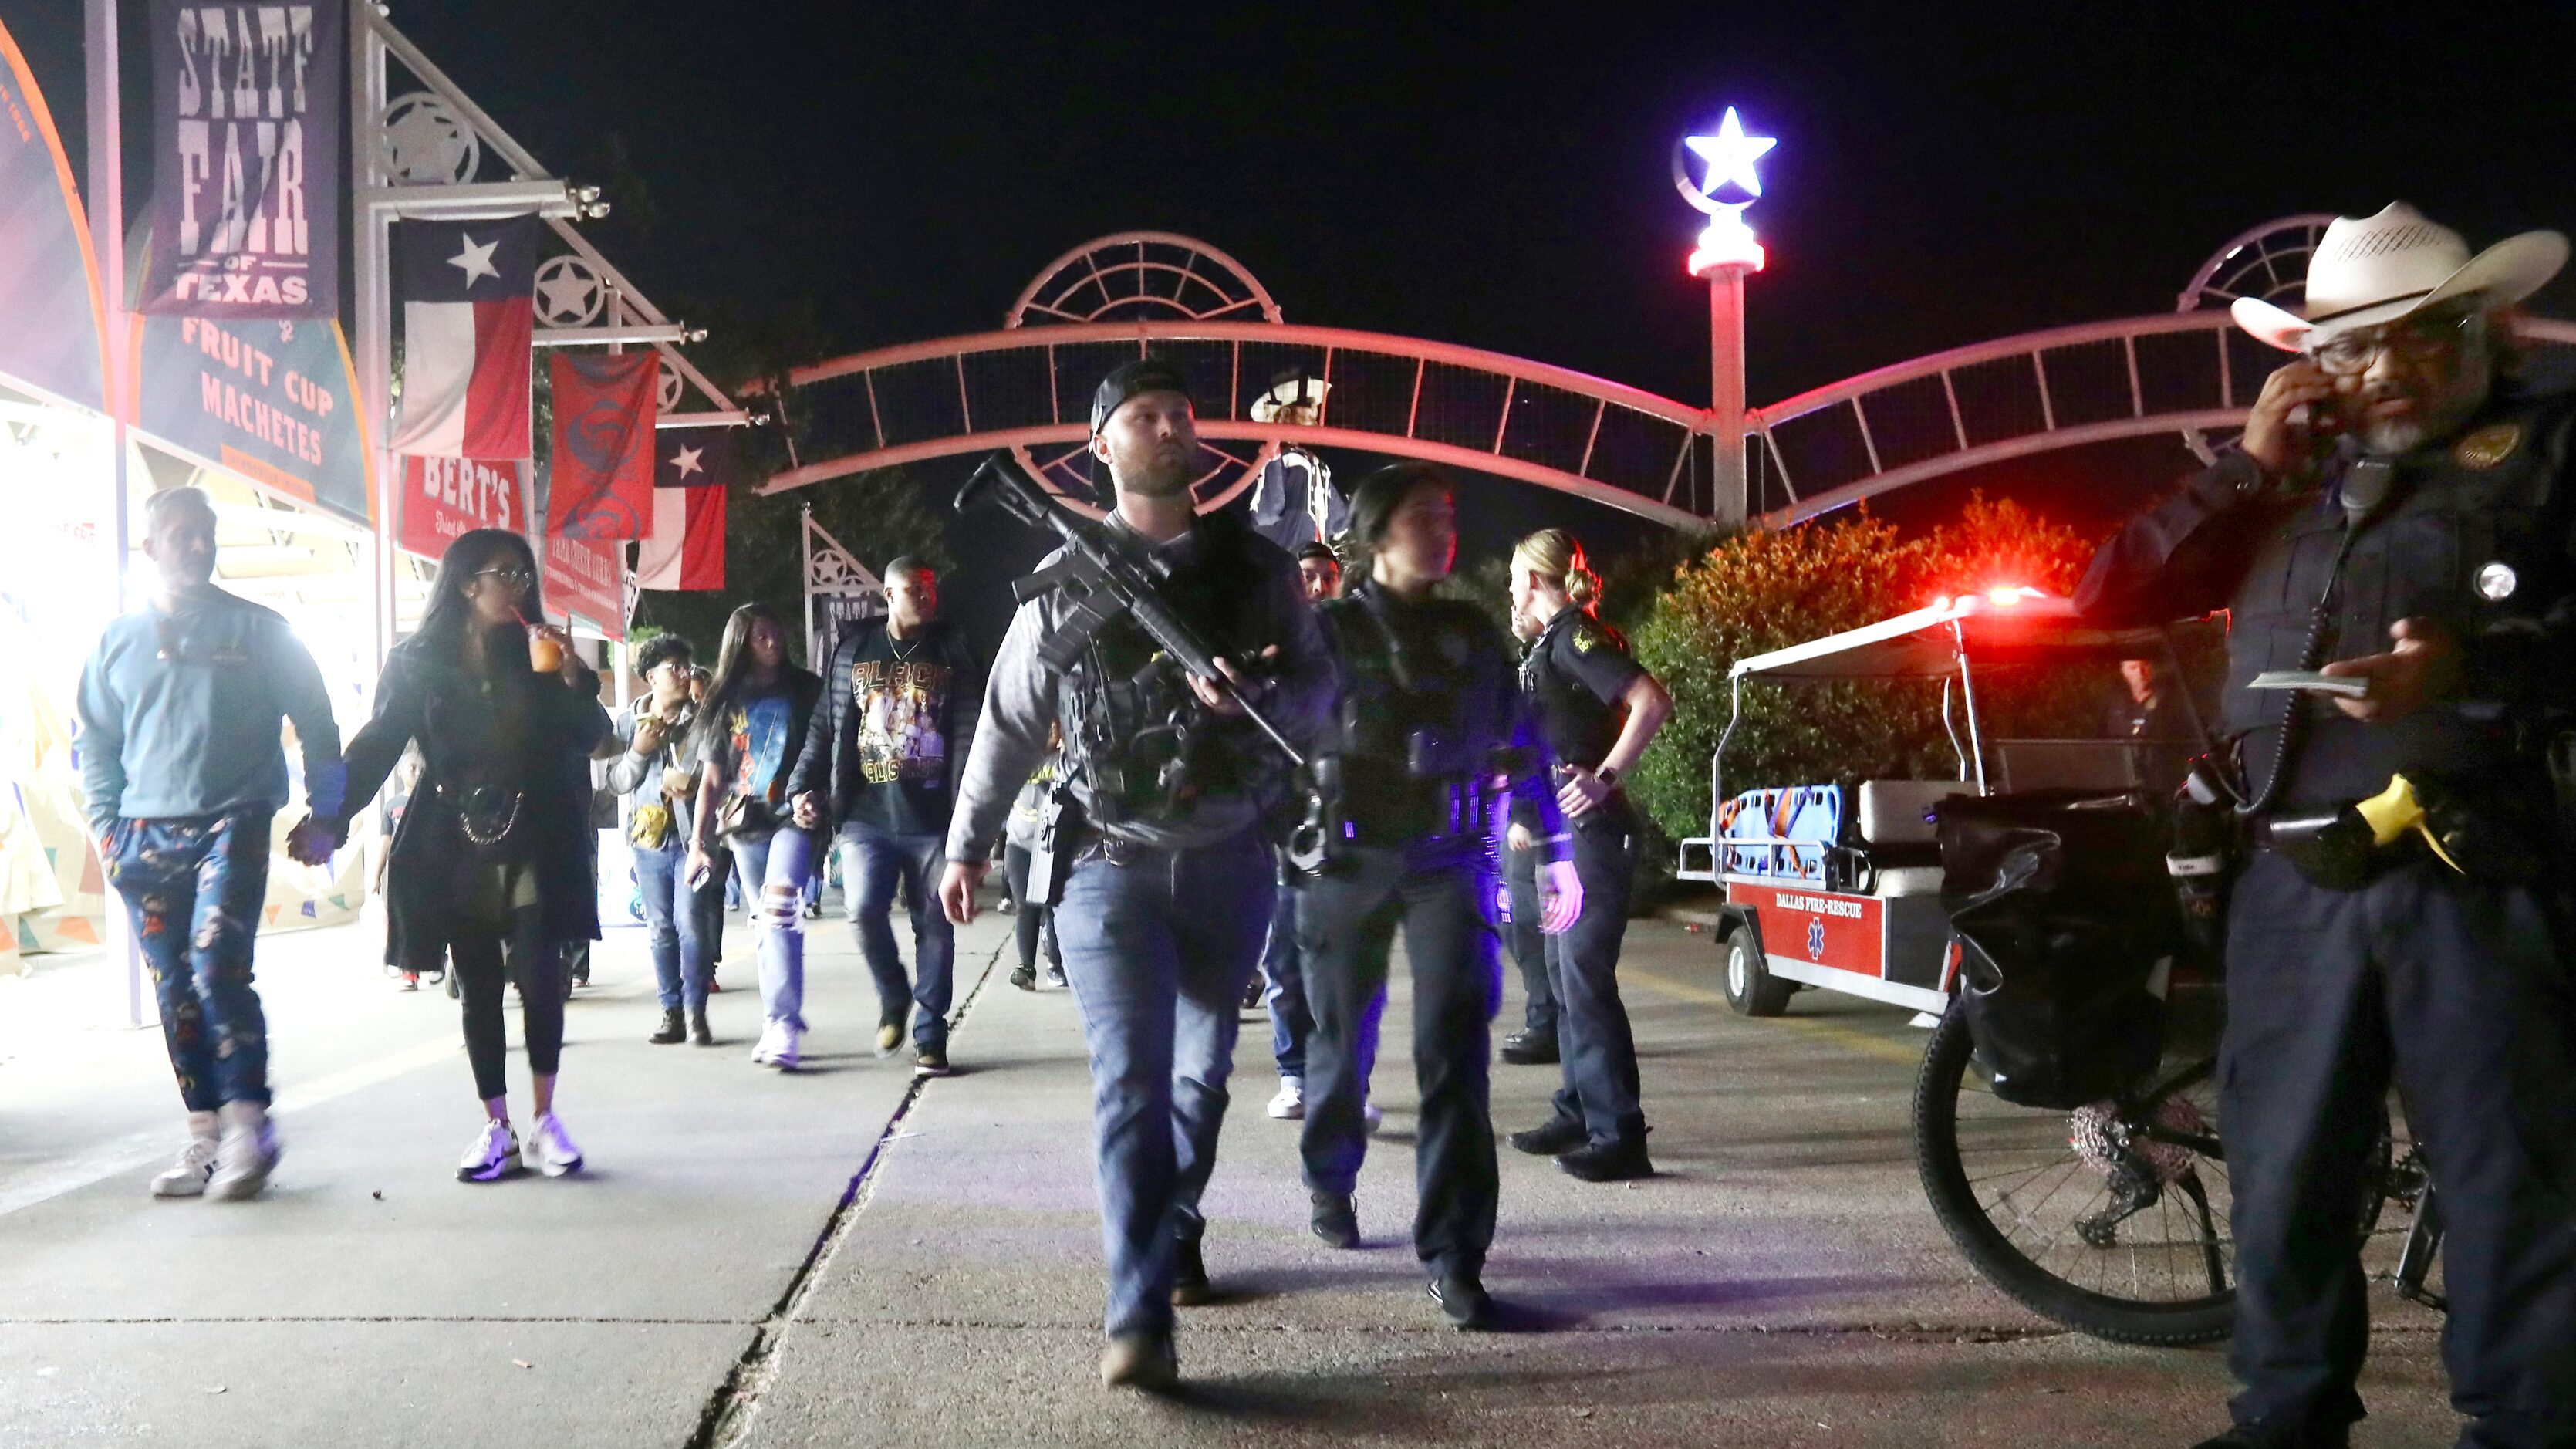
[
  {"x1": 2453, "y1": 424, "x2": 2521, "y2": 470},
  {"x1": 1572, "y1": 624, "x2": 1601, "y2": 654}
]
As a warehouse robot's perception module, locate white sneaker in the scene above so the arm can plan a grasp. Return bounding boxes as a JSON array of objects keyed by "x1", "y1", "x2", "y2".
[
  {"x1": 1362, "y1": 1099, "x2": 1384, "y2": 1136},
  {"x1": 751, "y1": 1020, "x2": 785, "y2": 1066},
  {"x1": 528, "y1": 1112, "x2": 584, "y2": 1177},
  {"x1": 1266, "y1": 1077, "x2": 1305, "y2": 1120},
  {"x1": 457, "y1": 1120, "x2": 522, "y2": 1183},
  {"x1": 207, "y1": 1103, "x2": 280, "y2": 1201},
  {"x1": 771, "y1": 1022, "x2": 802, "y2": 1071},
  {"x1": 151, "y1": 1131, "x2": 221, "y2": 1199}
]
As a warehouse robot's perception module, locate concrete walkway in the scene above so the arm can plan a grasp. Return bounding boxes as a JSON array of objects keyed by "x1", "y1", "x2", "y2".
[{"x1": 0, "y1": 894, "x2": 2463, "y2": 1447}]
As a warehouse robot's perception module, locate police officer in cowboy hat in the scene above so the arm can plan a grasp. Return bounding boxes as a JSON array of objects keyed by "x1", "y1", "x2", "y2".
[{"x1": 2079, "y1": 202, "x2": 2576, "y2": 1449}]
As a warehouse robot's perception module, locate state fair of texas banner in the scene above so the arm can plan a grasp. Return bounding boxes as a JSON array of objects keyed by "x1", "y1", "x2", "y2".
[{"x1": 138, "y1": 0, "x2": 342, "y2": 318}]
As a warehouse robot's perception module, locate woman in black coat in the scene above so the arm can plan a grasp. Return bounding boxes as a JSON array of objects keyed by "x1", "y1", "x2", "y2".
[{"x1": 326, "y1": 529, "x2": 610, "y2": 1182}]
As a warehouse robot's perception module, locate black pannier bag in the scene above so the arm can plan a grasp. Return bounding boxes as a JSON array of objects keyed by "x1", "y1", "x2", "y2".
[{"x1": 1936, "y1": 790, "x2": 2182, "y2": 1109}]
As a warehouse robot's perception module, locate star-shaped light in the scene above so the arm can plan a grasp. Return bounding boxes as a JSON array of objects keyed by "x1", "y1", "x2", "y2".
[
  {"x1": 447, "y1": 233, "x2": 501, "y2": 288},
  {"x1": 667, "y1": 444, "x2": 704, "y2": 478},
  {"x1": 536, "y1": 266, "x2": 599, "y2": 323},
  {"x1": 1685, "y1": 107, "x2": 1775, "y2": 200}
]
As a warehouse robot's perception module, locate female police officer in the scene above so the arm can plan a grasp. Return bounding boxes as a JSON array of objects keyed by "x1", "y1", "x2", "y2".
[
  {"x1": 1296, "y1": 463, "x2": 1582, "y2": 1331},
  {"x1": 1501, "y1": 529, "x2": 1673, "y2": 1183}
]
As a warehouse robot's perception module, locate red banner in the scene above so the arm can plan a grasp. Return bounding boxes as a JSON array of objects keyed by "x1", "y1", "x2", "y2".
[
  {"x1": 543, "y1": 350, "x2": 657, "y2": 539},
  {"x1": 398, "y1": 456, "x2": 525, "y2": 561},
  {"x1": 542, "y1": 528, "x2": 626, "y2": 641}
]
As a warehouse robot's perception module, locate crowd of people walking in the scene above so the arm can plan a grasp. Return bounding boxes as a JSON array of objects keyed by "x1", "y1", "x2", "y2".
[{"x1": 76, "y1": 206, "x2": 2576, "y2": 1436}]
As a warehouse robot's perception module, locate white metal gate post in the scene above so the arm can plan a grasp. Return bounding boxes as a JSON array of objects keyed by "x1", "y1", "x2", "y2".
[
  {"x1": 351, "y1": 0, "x2": 394, "y2": 666},
  {"x1": 84, "y1": 0, "x2": 146, "y2": 1029},
  {"x1": 1707, "y1": 263, "x2": 1751, "y2": 526}
]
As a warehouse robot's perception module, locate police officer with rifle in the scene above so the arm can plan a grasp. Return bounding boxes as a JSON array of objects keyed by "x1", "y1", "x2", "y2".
[
  {"x1": 937, "y1": 358, "x2": 1334, "y2": 1393},
  {"x1": 2077, "y1": 204, "x2": 2576, "y2": 1449},
  {"x1": 1293, "y1": 463, "x2": 1583, "y2": 1331}
]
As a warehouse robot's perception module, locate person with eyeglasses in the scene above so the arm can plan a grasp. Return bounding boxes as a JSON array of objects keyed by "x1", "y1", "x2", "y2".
[
  {"x1": 76, "y1": 485, "x2": 343, "y2": 1201},
  {"x1": 2078, "y1": 204, "x2": 2576, "y2": 1449},
  {"x1": 321, "y1": 529, "x2": 609, "y2": 1184}
]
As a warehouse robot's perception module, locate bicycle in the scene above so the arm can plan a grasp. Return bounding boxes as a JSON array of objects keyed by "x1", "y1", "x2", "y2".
[{"x1": 1910, "y1": 981, "x2": 2446, "y2": 1345}]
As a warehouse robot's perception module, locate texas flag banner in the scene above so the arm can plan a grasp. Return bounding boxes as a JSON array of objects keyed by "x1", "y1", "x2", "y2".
[
  {"x1": 636, "y1": 430, "x2": 733, "y2": 591},
  {"x1": 387, "y1": 215, "x2": 536, "y2": 458},
  {"x1": 544, "y1": 350, "x2": 658, "y2": 539}
]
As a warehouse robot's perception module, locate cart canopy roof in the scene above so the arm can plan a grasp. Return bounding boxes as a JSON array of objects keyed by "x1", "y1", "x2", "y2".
[{"x1": 1728, "y1": 589, "x2": 2186, "y2": 682}]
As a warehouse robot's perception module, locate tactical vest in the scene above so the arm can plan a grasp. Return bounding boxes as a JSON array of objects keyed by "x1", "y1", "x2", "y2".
[
  {"x1": 1052, "y1": 515, "x2": 1288, "y2": 829},
  {"x1": 1318, "y1": 584, "x2": 1521, "y2": 847},
  {"x1": 2225, "y1": 387, "x2": 2576, "y2": 806}
]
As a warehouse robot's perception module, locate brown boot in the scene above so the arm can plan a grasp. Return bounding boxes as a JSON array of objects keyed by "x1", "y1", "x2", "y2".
[{"x1": 1098, "y1": 1332, "x2": 1177, "y2": 1391}]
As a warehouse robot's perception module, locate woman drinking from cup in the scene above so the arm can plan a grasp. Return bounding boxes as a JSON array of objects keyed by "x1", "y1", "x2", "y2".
[{"x1": 326, "y1": 529, "x2": 612, "y2": 1182}]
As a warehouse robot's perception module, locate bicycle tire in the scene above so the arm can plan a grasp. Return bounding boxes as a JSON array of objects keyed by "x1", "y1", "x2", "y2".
[{"x1": 1913, "y1": 1007, "x2": 2237, "y2": 1346}]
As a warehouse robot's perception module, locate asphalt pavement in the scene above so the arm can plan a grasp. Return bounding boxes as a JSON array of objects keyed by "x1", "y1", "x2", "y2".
[{"x1": 0, "y1": 889, "x2": 2462, "y2": 1447}]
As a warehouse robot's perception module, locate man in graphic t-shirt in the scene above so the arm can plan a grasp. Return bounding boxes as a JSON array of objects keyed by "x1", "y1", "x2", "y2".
[{"x1": 789, "y1": 558, "x2": 981, "y2": 1076}]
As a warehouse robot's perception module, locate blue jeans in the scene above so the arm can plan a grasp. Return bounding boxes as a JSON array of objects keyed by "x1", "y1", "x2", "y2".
[
  {"x1": 1261, "y1": 873, "x2": 1313, "y2": 1075},
  {"x1": 634, "y1": 840, "x2": 717, "y2": 1012},
  {"x1": 1262, "y1": 867, "x2": 1384, "y2": 1086},
  {"x1": 108, "y1": 811, "x2": 275, "y2": 1112},
  {"x1": 1054, "y1": 826, "x2": 1273, "y2": 1338},
  {"x1": 729, "y1": 828, "x2": 813, "y2": 1030},
  {"x1": 842, "y1": 821, "x2": 954, "y2": 1049}
]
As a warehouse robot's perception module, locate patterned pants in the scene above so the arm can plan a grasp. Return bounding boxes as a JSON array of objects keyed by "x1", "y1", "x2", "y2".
[{"x1": 107, "y1": 811, "x2": 275, "y2": 1112}]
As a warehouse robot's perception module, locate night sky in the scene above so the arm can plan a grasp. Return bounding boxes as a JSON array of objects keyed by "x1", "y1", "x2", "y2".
[{"x1": 13, "y1": 0, "x2": 2576, "y2": 615}]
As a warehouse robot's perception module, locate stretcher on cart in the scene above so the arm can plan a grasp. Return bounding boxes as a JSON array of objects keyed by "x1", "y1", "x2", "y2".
[{"x1": 1673, "y1": 589, "x2": 2189, "y2": 1018}]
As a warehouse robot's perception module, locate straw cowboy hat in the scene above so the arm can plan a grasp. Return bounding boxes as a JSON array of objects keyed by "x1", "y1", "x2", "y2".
[
  {"x1": 2232, "y1": 202, "x2": 2568, "y2": 353},
  {"x1": 1251, "y1": 370, "x2": 1330, "y2": 424}
]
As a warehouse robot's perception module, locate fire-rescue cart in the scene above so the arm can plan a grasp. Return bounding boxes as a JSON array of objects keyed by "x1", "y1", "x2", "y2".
[{"x1": 1673, "y1": 588, "x2": 2183, "y2": 1018}]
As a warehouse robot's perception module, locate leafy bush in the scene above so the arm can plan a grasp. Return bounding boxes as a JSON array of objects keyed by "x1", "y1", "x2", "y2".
[{"x1": 1625, "y1": 494, "x2": 2102, "y2": 843}]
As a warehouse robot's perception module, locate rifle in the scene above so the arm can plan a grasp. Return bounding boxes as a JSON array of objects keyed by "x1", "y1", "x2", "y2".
[{"x1": 955, "y1": 453, "x2": 1311, "y2": 770}]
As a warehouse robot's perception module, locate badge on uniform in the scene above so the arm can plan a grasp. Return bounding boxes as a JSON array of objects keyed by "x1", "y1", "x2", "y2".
[
  {"x1": 2453, "y1": 423, "x2": 2521, "y2": 469},
  {"x1": 1572, "y1": 625, "x2": 1599, "y2": 654}
]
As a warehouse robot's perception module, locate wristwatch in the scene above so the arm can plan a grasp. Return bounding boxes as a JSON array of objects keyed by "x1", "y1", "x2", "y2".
[{"x1": 1595, "y1": 765, "x2": 1620, "y2": 787}]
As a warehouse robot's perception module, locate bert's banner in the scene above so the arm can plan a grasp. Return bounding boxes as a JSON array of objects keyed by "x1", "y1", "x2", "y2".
[
  {"x1": 400, "y1": 456, "x2": 527, "y2": 561},
  {"x1": 139, "y1": 1, "x2": 341, "y2": 318}
]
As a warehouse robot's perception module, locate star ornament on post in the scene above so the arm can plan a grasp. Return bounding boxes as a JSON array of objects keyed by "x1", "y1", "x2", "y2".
[{"x1": 1671, "y1": 106, "x2": 1775, "y2": 276}]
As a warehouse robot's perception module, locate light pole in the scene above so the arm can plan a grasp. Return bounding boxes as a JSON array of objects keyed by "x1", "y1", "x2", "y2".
[{"x1": 1675, "y1": 107, "x2": 1774, "y2": 525}]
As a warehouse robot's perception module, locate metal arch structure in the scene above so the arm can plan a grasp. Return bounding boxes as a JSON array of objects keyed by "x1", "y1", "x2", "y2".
[
  {"x1": 1008, "y1": 231, "x2": 1284, "y2": 326},
  {"x1": 1747, "y1": 309, "x2": 2576, "y2": 529},
  {"x1": 765, "y1": 227, "x2": 2576, "y2": 529},
  {"x1": 2177, "y1": 214, "x2": 2341, "y2": 312},
  {"x1": 992, "y1": 234, "x2": 1289, "y2": 514}
]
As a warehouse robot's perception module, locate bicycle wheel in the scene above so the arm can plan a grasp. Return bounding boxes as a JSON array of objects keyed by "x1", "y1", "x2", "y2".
[{"x1": 1913, "y1": 1003, "x2": 2238, "y2": 1346}]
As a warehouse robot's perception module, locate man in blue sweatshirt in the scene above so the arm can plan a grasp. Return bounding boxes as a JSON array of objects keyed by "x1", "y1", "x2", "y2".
[{"x1": 76, "y1": 487, "x2": 344, "y2": 1202}]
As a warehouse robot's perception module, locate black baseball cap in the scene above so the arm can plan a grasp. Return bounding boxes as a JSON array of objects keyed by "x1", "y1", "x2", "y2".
[
  {"x1": 1294, "y1": 541, "x2": 1340, "y2": 566},
  {"x1": 1090, "y1": 356, "x2": 1194, "y2": 435}
]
